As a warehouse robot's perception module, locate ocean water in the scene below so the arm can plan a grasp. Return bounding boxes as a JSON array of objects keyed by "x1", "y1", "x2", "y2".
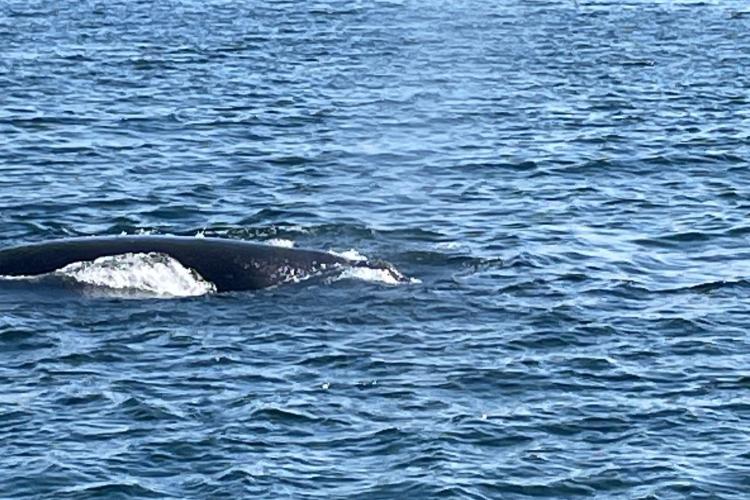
[{"x1": 1, "y1": 0, "x2": 750, "y2": 497}]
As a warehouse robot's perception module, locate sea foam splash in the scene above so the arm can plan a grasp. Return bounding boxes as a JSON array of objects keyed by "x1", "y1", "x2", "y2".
[
  {"x1": 266, "y1": 238, "x2": 295, "y2": 248},
  {"x1": 328, "y1": 249, "x2": 419, "y2": 285},
  {"x1": 335, "y1": 266, "x2": 419, "y2": 286},
  {"x1": 56, "y1": 252, "x2": 216, "y2": 298},
  {"x1": 328, "y1": 248, "x2": 368, "y2": 262}
]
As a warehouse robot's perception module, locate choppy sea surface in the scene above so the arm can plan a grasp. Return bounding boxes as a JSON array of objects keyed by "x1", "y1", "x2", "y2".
[{"x1": 2, "y1": 0, "x2": 750, "y2": 497}]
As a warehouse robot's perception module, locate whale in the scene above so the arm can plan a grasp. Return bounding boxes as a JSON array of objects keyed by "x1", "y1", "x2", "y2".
[{"x1": 0, "y1": 236, "x2": 399, "y2": 292}]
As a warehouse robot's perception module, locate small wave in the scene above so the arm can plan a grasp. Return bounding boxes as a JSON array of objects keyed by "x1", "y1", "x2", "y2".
[
  {"x1": 656, "y1": 278, "x2": 750, "y2": 294},
  {"x1": 56, "y1": 252, "x2": 216, "y2": 298}
]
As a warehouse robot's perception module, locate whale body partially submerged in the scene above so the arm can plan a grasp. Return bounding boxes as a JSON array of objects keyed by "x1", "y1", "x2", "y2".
[{"x1": 0, "y1": 236, "x2": 403, "y2": 292}]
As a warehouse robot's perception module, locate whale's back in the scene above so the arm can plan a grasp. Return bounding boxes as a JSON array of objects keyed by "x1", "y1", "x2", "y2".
[{"x1": 0, "y1": 237, "x2": 349, "y2": 291}]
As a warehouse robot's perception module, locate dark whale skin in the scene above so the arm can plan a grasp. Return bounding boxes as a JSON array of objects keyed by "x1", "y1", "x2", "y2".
[{"x1": 0, "y1": 236, "x2": 352, "y2": 292}]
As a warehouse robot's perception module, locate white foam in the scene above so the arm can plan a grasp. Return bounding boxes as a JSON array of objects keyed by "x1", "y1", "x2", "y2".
[
  {"x1": 436, "y1": 241, "x2": 462, "y2": 250},
  {"x1": 0, "y1": 273, "x2": 40, "y2": 281},
  {"x1": 326, "y1": 248, "x2": 417, "y2": 285},
  {"x1": 118, "y1": 228, "x2": 157, "y2": 236},
  {"x1": 266, "y1": 238, "x2": 295, "y2": 248},
  {"x1": 336, "y1": 266, "x2": 402, "y2": 285},
  {"x1": 334, "y1": 265, "x2": 420, "y2": 286},
  {"x1": 328, "y1": 248, "x2": 368, "y2": 262},
  {"x1": 56, "y1": 252, "x2": 216, "y2": 298}
]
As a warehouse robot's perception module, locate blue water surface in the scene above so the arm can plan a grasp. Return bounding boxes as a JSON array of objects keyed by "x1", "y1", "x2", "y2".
[{"x1": 1, "y1": 0, "x2": 750, "y2": 498}]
